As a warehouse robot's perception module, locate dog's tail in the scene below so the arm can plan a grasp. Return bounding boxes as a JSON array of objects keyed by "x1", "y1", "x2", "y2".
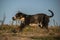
[{"x1": 48, "y1": 10, "x2": 54, "y2": 18}]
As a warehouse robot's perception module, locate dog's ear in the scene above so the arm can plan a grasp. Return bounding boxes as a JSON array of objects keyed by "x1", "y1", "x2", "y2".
[
  {"x1": 17, "y1": 12, "x2": 23, "y2": 14},
  {"x1": 18, "y1": 10, "x2": 22, "y2": 13},
  {"x1": 16, "y1": 11, "x2": 23, "y2": 15}
]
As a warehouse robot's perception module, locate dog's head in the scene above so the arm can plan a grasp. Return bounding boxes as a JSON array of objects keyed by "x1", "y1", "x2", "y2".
[{"x1": 12, "y1": 12, "x2": 26, "y2": 22}]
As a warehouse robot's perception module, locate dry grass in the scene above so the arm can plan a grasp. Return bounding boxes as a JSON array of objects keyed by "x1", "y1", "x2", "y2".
[{"x1": 0, "y1": 25, "x2": 60, "y2": 40}]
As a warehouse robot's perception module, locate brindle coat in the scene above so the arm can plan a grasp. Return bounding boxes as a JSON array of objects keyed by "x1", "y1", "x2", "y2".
[{"x1": 12, "y1": 10, "x2": 54, "y2": 31}]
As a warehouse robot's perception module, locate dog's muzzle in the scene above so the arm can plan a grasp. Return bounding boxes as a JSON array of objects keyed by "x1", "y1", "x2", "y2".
[{"x1": 12, "y1": 16, "x2": 16, "y2": 20}]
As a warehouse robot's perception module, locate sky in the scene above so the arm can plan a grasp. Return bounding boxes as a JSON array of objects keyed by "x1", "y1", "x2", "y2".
[{"x1": 0, "y1": 0, "x2": 60, "y2": 26}]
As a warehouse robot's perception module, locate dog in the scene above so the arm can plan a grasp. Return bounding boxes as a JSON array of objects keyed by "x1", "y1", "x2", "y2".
[{"x1": 12, "y1": 10, "x2": 54, "y2": 31}]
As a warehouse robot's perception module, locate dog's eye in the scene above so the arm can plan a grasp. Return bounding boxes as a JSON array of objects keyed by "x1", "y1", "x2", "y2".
[
  {"x1": 16, "y1": 15, "x2": 18, "y2": 17},
  {"x1": 20, "y1": 16, "x2": 23, "y2": 17},
  {"x1": 16, "y1": 14, "x2": 19, "y2": 17}
]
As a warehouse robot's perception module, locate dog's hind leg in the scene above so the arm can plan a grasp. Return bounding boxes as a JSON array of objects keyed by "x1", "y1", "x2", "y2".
[{"x1": 43, "y1": 23, "x2": 49, "y2": 32}]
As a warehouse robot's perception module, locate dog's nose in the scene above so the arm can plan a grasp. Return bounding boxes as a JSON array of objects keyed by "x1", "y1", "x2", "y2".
[{"x1": 12, "y1": 17, "x2": 15, "y2": 20}]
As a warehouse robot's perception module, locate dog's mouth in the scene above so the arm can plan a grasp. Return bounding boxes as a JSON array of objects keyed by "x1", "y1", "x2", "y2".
[{"x1": 12, "y1": 16, "x2": 25, "y2": 22}]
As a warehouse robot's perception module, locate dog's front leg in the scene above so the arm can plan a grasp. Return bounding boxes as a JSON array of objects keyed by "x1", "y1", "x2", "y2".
[{"x1": 19, "y1": 22, "x2": 25, "y2": 32}]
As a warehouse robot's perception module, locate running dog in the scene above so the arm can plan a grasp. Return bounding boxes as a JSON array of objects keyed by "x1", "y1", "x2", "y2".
[{"x1": 12, "y1": 10, "x2": 54, "y2": 31}]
